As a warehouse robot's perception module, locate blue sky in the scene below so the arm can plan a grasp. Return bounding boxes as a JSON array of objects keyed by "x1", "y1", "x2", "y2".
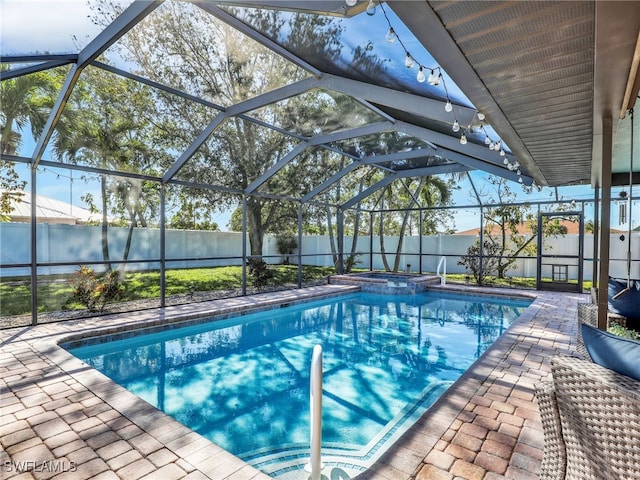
[{"x1": 1, "y1": 0, "x2": 102, "y2": 54}]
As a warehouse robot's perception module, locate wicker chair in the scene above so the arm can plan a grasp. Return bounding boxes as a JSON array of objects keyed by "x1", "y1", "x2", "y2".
[{"x1": 536, "y1": 304, "x2": 640, "y2": 480}]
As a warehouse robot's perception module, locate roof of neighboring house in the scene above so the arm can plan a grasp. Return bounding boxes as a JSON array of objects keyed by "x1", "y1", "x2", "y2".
[
  {"x1": 456, "y1": 219, "x2": 624, "y2": 236},
  {"x1": 2, "y1": 191, "x2": 103, "y2": 225}
]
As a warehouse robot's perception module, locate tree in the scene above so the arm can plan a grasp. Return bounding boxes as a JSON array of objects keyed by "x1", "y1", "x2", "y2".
[
  {"x1": 459, "y1": 175, "x2": 571, "y2": 283},
  {"x1": 0, "y1": 65, "x2": 56, "y2": 156},
  {"x1": 479, "y1": 177, "x2": 533, "y2": 278},
  {"x1": 376, "y1": 173, "x2": 456, "y2": 272},
  {"x1": 61, "y1": 67, "x2": 162, "y2": 268},
  {"x1": 89, "y1": 1, "x2": 386, "y2": 257},
  {"x1": 0, "y1": 65, "x2": 67, "y2": 219}
]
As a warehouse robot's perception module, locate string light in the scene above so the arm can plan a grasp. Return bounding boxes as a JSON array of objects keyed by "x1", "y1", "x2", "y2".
[
  {"x1": 366, "y1": 0, "x2": 376, "y2": 15},
  {"x1": 404, "y1": 52, "x2": 414, "y2": 68},
  {"x1": 385, "y1": 27, "x2": 395, "y2": 43},
  {"x1": 350, "y1": 0, "x2": 526, "y2": 185}
]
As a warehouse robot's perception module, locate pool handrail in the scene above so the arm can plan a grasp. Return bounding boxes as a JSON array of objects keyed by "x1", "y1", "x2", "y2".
[
  {"x1": 437, "y1": 256, "x2": 447, "y2": 286},
  {"x1": 306, "y1": 345, "x2": 323, "y2": 480}
]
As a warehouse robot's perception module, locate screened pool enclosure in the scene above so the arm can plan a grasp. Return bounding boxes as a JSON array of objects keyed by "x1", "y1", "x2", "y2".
[{"x1": 1, "y1": 1, "x2": 638, "y2": 328}]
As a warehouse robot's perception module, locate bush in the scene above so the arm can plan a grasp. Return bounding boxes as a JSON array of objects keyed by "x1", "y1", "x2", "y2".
[
  {"x1": 458, "y1": 240, "x2": 502, "y2": 285},
  {"x1": 69, "y1": 266, "x2": 124, "y2": 312},
  {"x1": 246, "y1": 257, "x2": 274, "y2": 288},
  {"x1": 343, "y1": 253, "x2": 362, "y2": 273},
  {"x1": 275, "y1": 234, "x2": 297, "y2": 264}
]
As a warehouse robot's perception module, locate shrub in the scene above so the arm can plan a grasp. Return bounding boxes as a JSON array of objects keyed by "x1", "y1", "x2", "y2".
[
  {"x1": 70, "y1": 266, "x2": 124, "y2": 312},
  {"x1": 343, "y1": 253, "x2": 362, "y2": 273},
  {"x1": 458, "y1": 240, "x2": 502, "y2": 285},
  {"x1": 275, "y1": 234, "x2": 297, "y2": 264}
]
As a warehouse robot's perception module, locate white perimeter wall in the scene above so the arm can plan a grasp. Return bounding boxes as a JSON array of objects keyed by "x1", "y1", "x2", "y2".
[{"x1": 2, "y1": 222, "x2": 637, "y2": 280}]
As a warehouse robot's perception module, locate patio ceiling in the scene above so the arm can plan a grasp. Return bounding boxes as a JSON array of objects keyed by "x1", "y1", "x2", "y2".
[
  {"x1": 389, "y1": 1, "x2": 640, "y2": 188},
  {"x1": 2, "y1": 0, "x2": 639, "y2": 203}
]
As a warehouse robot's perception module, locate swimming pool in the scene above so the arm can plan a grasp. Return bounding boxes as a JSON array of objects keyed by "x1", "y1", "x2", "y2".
[{"x1": 65, "y1": 290, "x2": 531, "y2": 477}]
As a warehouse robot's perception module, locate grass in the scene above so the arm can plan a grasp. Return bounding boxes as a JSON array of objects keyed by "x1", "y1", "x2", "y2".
[
  {"x1": 0, "y1": 265, "x2": 336, "y2": 316},
  {"x1": 444, "y1": 273, "x2": 593, "y2": 291},
  {"x1": 0, "y1": 266, "x2": 595, "y2": 317}
]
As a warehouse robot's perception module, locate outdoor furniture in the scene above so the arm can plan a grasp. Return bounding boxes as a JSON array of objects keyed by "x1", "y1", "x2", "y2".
[{"x1": 536, "y1": 305, "x2": 640, "y2": 479}]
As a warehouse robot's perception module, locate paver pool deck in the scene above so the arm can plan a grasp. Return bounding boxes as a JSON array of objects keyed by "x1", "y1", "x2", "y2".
[{"x1": 0, "y1": 284, "x2": 588, "y2": 480}]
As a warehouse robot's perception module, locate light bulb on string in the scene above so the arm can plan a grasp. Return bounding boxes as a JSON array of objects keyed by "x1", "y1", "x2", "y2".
[
  {"x1": 518, "y1": 177, "x2": 523, "y2": 183},
  {"x1": 345, "y1": 0, "x2": 357, "y2": 6},
  {"x1": 489, "y1": 141, "x2": 495, "y2": 151},
  {"x1": 366, "y1": 0, "x2": 376, "y2": 15},
  {"x1": 517, "y1": 169, "x2": 521, "y2": 176},
  {"x1": 477, "y1": 112, "x2": 485, "y2": 121},
  {"x1": 444, "y1": 100, "x2": 453, "y2": 112},
  {"x1": 503, "y1": 158, "x2": 509, "y2": 165},
  {"x1": 428, "y1": 70, "x2": 438, "y2": 85},
  {"x1": 416, "y1": 66, "x2": 426, "y2": 82},
  {"x1": 385, "y1": 27, "x2": 395, "y2": 43},
  {"x1": 499, "y1": 148, "x2": 506, "y2": 157},
  {"x1": 484, "y1": 135, "x2": 491, "y2": 145},
  {"x1": 452, "y1": 120, "x2": 460, "y2": 132},
  {"x1": 432, "y1": 73, "x2": 441, "y2": 86},
  {"x1": 460, "y1": 133, "x2": 467, "y2": 145},
  {"x1": 404, "y1": 53, "x2": 414, "y2": 68}
]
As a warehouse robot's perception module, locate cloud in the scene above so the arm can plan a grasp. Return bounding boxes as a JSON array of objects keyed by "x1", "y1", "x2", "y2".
[{"x1": 1, "y1": 0, "x2": 101, "y2": 54}]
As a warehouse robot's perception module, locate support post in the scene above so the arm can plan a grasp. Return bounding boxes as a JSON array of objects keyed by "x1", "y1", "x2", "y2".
[
  {"x1": 242, "y1": 195, "x2": 247, "y2": 296},
  {"x1": 30, "y1": 166, "x2": 37, "y2": 326},
  {"x1": 160, "y1": 184, "x2": 166, "y2": 308},
  {"x1": 298, "y1": 203, "x2": 303, "y2": 288},
  {"x1": 592, "y1": 186, "x2": 600, "y2": 289},
  {"x1": 597, "y1": 118, "x2": 613, "y2": 330},
  {"x1": 337, "y1": 209, "x2": 344, "y2": 275}
]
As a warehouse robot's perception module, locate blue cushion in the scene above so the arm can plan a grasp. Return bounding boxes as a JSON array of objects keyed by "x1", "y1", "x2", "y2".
[
  {"x1": 608, "y1": 276, "x2": 640, "y2": 321},
  {"x1": 581, "y1": 323, "x2": 640, "y2": 381}
]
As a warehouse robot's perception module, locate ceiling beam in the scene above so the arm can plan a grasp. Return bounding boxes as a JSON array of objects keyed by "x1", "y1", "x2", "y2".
[
  {"x1": 163, "y1": 77, "x2": 319, "y2": 182},
  {"x1": 301, "y1": 161, "x2": 361, "y2": 202},
  {"x1": 341, "y1": 163, "x2": 468, "y2": 210},
  {"x1": 245, "y1": 142, "x2": 309, "y2": 193},
  {"x1": 320, "y1": 74, "x2": 477, "y2": 127},
  {"x1": 0, "y1": 59, "x2": 76, "y2": 81}
]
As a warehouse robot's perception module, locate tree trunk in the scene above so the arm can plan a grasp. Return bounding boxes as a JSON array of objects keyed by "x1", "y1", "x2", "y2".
[
  {"x1": 100, "y1": 175, "x2": 112, "y2": 270},
  {"x1": 326, "y1": 205, "x2": 338, "y2": 267},
  {"x1": 379, "y1": 194, "x2": 391, "y2": 272},
  {"x1": 246, "y1": 197, "x2": 264, "y2": 256},
  {"x1": 392, "y1": 179, "x2": 424, "y2": 272}
]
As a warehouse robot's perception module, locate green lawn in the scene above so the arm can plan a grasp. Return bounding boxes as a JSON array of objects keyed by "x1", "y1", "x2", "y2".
[
  {"x1": 0, "y1": 265, "x2": 336, "y2": 316},
  {"x1": 1, "y1": 266, "x2": 593, "y2": 317},
  {"x1": 444, "y1": 273, "x2": 593, "y2": 291}
]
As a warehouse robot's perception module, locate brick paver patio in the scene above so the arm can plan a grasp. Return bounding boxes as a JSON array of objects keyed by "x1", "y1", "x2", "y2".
[{"x1": 0, "y1": 285, "x2": 587, "y2": 479}]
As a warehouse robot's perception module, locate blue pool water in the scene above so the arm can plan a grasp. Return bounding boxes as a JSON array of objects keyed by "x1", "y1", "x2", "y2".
[{"x1": 66, "y1": 291, "x2": 531, "y2": 474}]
